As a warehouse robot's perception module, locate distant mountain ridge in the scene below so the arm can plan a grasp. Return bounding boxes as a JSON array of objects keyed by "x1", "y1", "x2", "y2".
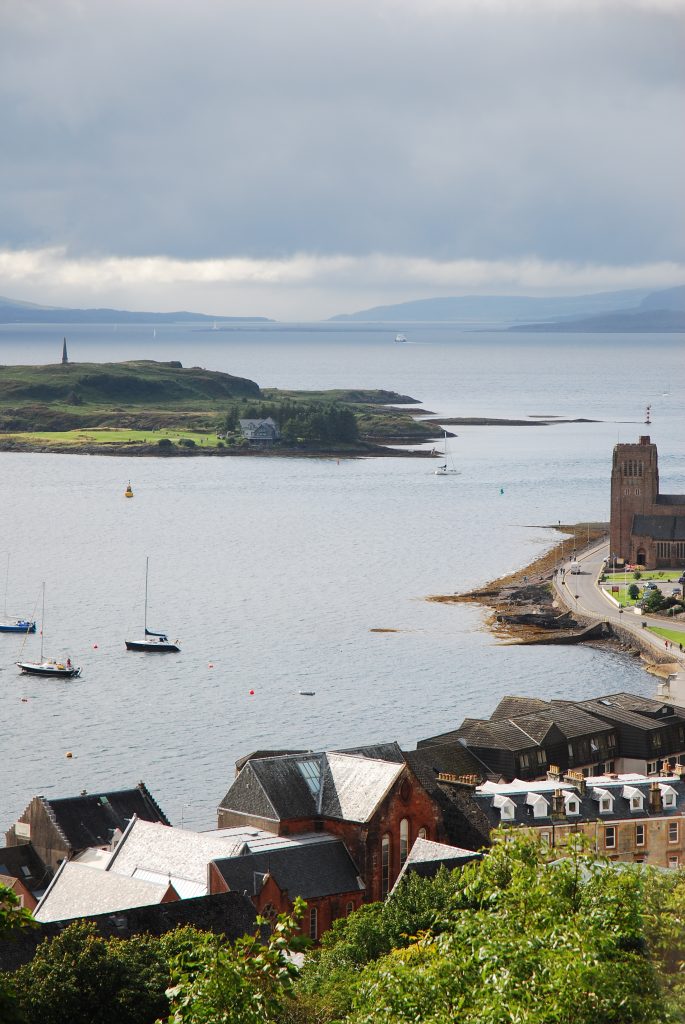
[
  {"x1": 331, "y1": 285, "x2": 685, "y2": 330},
  {"x1": 0, "y1": 295, "x2": 272, "y2": 325}
]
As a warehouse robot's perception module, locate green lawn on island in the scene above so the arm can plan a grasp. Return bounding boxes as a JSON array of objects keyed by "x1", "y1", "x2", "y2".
[
  {"x1": 648, "y1": 626, "x2": 685, "y2": 647},
  {"x1": 7, "y1": 428, "x2": 221, "y2": 447}
]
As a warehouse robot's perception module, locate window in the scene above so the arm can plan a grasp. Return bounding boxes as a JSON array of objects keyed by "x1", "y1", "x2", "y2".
[
  {"x1": 668, "y1": 856, "x2": 679, "y2": 870},
  {"x1": 635, "y1": 824, "x2": 645, "y2": 847},
  {"x1": 663, "y1": 792, "x2": 677, "y2": 809},
  {"x1": 566, "y1": 799, "x2": 580, "y2": 815},
  {"x1": 519, "y1": 752, "x2": 530, "y2": 769},
  {"x1": 605, "y1": 826, "x2": 616, "y2": 850},
  {"x1": 600, "y1": 797, "x2": 612, "y2": 813},
  {"x1": 647, "y1": 761, "x2": 658, "y2": 775},
  {"x1": 652, "y1": 733, "x2": 663, "y2": 752},
  {"x1": 309, "y1": 906, "x2": 318, "y2": 940},
  {"x1": 540, "y1": 831, "x2": 550, "y2": 845},
  {"x1": 417, "y1": 827, "x2": 427, "y2": 840},
  {"x1": 399, "y1": 819, "x2": 409, "y2": 867},
  {"x1": 381, "y1": 834, "x2": 391, "y2": 897},
  {"x1": 669, "y1": 822, "x2": 679, "y2": 844},
  {"x1": 298, "y1": 758, "x2": 322, "y2": 798},
  {"x1": 262, "y1": 902, "x2": 277, "y2": 924},
  {"x1": 536, "y1": 749, "x2": 547, "y2": 766},
  {"x1": 607, "y1": 733, "x2": 617, "y2": 751},
  {"x1": 346, "y1": 901, "x2": 354, "y2": 916},
  {"x1": 631, "y1": 796, "x2": 643, "y2": 811}
]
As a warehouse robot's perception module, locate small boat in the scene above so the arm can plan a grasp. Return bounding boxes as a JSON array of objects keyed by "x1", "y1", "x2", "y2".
[
  {"x1": 434, "y1": 431, "x2": 461, "y2": 476},
  {"x1": 124, "y1": 481, "x2": 134, "y2": 498},
  {"x1": 125, "y1": 557, "x2": 180, "y2": 653},
  {"x1": 0, "y1": 556, "x2": 36, "y2": 634},
  {"x1": 16, "y1": 583, "x2": 80, "y2": 678},
  {"x1": 395, "y1": 334, "x2": 408, "y2": 343},
  {"x1": 299, "y1": 690, "x2": 316, "y2": 696}
]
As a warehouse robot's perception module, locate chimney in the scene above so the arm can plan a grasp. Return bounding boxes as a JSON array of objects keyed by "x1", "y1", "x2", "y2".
[
  {"x1": 672, "y1": 764, "x2": 685, "y2": 778},
  {"x1": 551, "y1": 789, "x2": 566, "y2": 819},
  {"x1": 437, "y1": 772, "x2": 478, "y2": 788},
  {"x1": 564, "y1": 769, "x2": 586, "y2": 796},
  {"x1": 547, "y1": 765, "x2": 561, "y2": 781},
  {"x1": 649, "y1": 782, "x2": 663, "y2": 814}
]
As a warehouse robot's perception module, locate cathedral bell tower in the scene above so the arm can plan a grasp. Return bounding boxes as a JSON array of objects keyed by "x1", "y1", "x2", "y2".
[{"x1": 609, "y1": 436, "x2": 659, "y2": 564}]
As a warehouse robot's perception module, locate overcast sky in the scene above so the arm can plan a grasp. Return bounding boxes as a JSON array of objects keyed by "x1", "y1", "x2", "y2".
[{"x1": 1, "y1": 0, "x2": 684, "y2": 318}]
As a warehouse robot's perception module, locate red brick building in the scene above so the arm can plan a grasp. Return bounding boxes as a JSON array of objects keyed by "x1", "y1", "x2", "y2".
[
  {"x1": 610, "y1": 436, "x2": 685, "y2": 568},
  {"x1": 217, "y1": 744, "x2": 444, "y2": 902}
]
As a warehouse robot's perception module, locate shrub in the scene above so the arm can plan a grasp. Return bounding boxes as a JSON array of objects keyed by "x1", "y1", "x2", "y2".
[
  {"x1": 628, "y1": 583, "x2": 640, "y2": 600},
  {"x1": 633, "y1": 571, "x2": 642, "y2": 580},
  {"x1": 157, "y1": 437, "x2": 173, "y2": 448},
  {"x1": 178, "y1": 437, "x2": 195, "y2": 447}
]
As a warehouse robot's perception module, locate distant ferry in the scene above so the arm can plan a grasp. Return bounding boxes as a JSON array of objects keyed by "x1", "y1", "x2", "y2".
[{"x1": 395, "y1": 334, "x2": 408, "y2": 344}]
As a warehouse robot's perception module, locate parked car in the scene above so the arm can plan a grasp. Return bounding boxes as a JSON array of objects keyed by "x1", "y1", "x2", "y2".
[{"x1": 644, "y1": 582, "x2": 658, "y2": 591}]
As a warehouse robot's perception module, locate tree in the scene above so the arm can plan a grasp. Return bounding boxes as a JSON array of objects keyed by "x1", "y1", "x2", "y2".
[
  {"x1": 642, "y1": 589, "x2": 665, "y2": 613},
  {"x1": 0, "y1": 884, "x2": 36, "y2": 1024},
  {"x1": 163, "y1": 900, "x2": 307, "y2": 1024}
]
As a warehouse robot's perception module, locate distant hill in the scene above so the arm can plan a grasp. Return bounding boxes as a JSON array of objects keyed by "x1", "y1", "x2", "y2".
[
  {"x1": 0, "y1": 295, "x2": 272, "y2": 325},
  {"x1": 509, "y1": 285, "x2": 685, "y2": 332},
  {"x1": 329, "y1": 289, "x2": 650, "y2": 324}
]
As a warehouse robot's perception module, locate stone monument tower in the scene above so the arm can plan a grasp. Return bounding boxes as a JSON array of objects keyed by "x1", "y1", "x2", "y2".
[{"x1": 61, "y1": 337, "x2": 69, "y2": 365}]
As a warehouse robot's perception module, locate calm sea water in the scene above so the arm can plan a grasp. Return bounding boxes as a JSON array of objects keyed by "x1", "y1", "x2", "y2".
[{"x1": 0, "y1": 324, "x2": 683, "y2": 830}]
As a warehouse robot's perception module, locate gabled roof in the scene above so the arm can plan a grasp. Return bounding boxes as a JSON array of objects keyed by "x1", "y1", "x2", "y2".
[
  {"x1": 404, "y1": 745, "x2": 487, "y2": 793},
  {"x1": 0, "y1": 843, "x2": 50, "y2": 896},
  {"x1": 38, "y1": 783, "x2": 169, "y2": 852},
  {"x1": 106, "y1": 819, "x2": 245, "y2": 895},
  {"x1": 220, "y1": 750, "x2": 405, "y2": 824},
  {"x1": 632, "y1": 514, "x2": 685, "y2": 540},
  {"x1": 489, "y1": 696, "x2": 551, "y2": 720},
  {"x1": 392, "y1": 837, "x2": 480, "y2": 890},
  {"x1": 212, "y1": 836, "x2": 363, "y2": 900},
  {"x1": 34, "y1": 861, "x2": 174, "y2": 923}
]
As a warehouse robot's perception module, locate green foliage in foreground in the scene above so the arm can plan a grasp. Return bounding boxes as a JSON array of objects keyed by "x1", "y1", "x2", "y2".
[
  {"x1": 287, "y1": 834, "x2": 685, "y2": 1024},
  {"x1": 0, "y1": 884, "x2": 36, "y2": 1024}
]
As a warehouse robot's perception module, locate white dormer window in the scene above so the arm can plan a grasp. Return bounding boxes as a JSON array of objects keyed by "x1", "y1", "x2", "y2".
[
  {"x1": 565, "y1": 797, "x2": 580, "y2": 815},
  {"x1": 525, "y1": 793, "x2": 550, "y2": 819},
  {"x1": 622, "y1": 786, "x2": 644, "y2": 812},
  {"x1": 660, "y1": 784, "x2": 678, "y2": 808},
  {"x1": 592, "y1": 787, "x2": 614, "y2": 813},
  {"x1": 493, "y1": 794, "x2": 516, "y2": 821}
]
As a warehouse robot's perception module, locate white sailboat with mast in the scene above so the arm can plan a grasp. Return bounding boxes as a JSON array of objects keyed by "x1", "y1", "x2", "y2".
[
  {"x1": 125, "y1": 557, "x2": 180, "y2": 652},
  {"x1": 434, "y1": 430, "x2": 461, "y2": 476},
  {"x1": 16, "y1": 583, "x2": 80, "y2": 678}
]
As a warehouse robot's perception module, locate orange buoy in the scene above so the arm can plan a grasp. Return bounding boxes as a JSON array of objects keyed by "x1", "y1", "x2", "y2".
[
  {"x1": 124, "y1": 481, "x2": 134, "y2": 498},
  {"x1": 66, "y1": 751, "x2": 73, "y2": 758}
]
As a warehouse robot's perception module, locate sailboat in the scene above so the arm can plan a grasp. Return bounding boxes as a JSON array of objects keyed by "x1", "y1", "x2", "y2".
[
  {"x1": 0, "y1": 555, "x2": 36, "y2": 633},
  {"x1": 16, "y1": 583, "x2": 80, "y2": 678},
  {"x1": 395, "y1": 334, "x2": 408, "y2": 343},
  {"x1": 125, "y1": 557, "x2": 180, "y2": 652},
  {"x1": 434, "y1": 431, "x2": 461, "y2": 476}
]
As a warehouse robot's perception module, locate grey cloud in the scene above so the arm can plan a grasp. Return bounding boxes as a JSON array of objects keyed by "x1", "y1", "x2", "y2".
[{"x1": 0, "y1": 0, "x2": 683, "y2": 268}]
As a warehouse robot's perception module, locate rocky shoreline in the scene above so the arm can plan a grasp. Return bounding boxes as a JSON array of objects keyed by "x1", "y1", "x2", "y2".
[{"x1": 0, "y1": 438, "x2": 436, "y2": 459}]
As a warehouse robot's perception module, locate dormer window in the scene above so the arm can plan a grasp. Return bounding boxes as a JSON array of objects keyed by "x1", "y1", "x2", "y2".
[
  {"x1": 592, "y1": 788, "x2": 614, "y2": 814},
  {"x1": 493, "y1": 794, "x2": 516, "y2": 821},
  {"x1": 623, "y1": 786, "x2": 645, "y2": 812},
  {"x1": 565, "y1": 798, "x2": 580, "y2": 815},
  {"x1": 601, "y1": 797, "x2": 612, "y2": 812},
  {"x1": 525, "y1": 793, "x2": 550, "y2": 819},
  {"x1": 660, "y1": 785, "x2": 677, "y2": 809}
]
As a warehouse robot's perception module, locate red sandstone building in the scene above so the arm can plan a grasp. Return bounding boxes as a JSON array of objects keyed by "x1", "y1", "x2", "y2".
[{"x1": 610, "y1": 436, "x2": 685, "y2": 568}]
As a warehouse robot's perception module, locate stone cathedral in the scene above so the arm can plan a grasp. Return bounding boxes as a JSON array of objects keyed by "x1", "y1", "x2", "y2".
[{"x1": 610, "y1": 436, "x2": 685, "y2": 568}]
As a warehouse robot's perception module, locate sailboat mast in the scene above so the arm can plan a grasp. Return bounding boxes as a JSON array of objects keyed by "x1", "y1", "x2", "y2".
[
  {"x1": 40, "y1": 582, "x2": 45, "y2": 661},
  {"x1": 3, "y1": 554, "x2": 9, "y2": 619},
  {"x1": 144, "y1": 557, "x2": 149, "y2": 633}
]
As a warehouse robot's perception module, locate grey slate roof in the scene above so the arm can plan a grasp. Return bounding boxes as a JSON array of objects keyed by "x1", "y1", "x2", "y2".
[
  {"x1": 213, "y1": 837, "x2": 363, "y2": 900},
  {"x1": 0, "y1": 844, "x2": 51, "y2": 897},
  {"x1": 34, "y1": 861, "x2": 173, "y2": 923},
  {"x1": 489, "y1": 696, "x2": 550, "y2": 720},
  {"x1": 40, "y1": 784, "x2": 169, "y2": 851},
  {"x1": 632, "y1": 514, "x2": 685, "y2": 540},
  {"x1": 220, "y1": 750, "x2": 404, "y2": 823},
  {"x1": 392, "y1": 837, "x2": 480, "y2": 889},
  {"x1": 475, "y1": 776, "x2": 685, "y2": 829}
]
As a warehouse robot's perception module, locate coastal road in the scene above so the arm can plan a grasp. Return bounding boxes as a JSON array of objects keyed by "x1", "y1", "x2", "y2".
[{"x1": 553, "y1": 541, "x2": 685, "y2": 704}]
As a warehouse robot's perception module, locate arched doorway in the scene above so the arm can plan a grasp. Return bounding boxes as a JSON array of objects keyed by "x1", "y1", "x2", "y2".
[{"x1": 636, "y1": 549, "x2": 646, "y2": 566}]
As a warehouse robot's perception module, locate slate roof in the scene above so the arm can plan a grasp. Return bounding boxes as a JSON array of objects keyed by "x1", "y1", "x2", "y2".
[
  {"x1": 632, "y1": 514, "x2": 685, "y2": 540},
  {"x1": 34, "y1": 861, "x2": 173, "y2": 923},
  {"x1": 0, "y1": 843, "x2": 51, "y2": 896},
  {"x1": 570, "y1": 694, "x2": 685, "y2": 734},
  {"x1": 474, "y1": 775, "x2": 685, "y2": 829},
  {"x1": 333, "y1": 741, "x2": 405, "y2": 763},
  {"x1": 489, "y1": 696, "x2": 550, "y2": 720},
  {"x1": 404, "y1": 745, "x2": 487, "y2": 790},
  {"x1": 392, "y1": 837, "x2": 480, "y2": 889},
  {"x1": 220, "y1": 750, "x2": 405, "y2": 824},
  {"x1": 106, "y1": 818, "x2": 245, "y2": 895},
  {"x1": 0, "y1": 891, "x2": 258, "y2": 972},
  {"x1": 213, "y1": 836, "x2": 363, "y2": 900},
  {"x1": 39, "y1": 784, "x2": 169, "y2": 852}
]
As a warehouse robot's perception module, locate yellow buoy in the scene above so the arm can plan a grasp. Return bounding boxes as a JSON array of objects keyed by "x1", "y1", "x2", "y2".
[{"x1": 124, "y1": 481, "x2": 134, "y2": 498}]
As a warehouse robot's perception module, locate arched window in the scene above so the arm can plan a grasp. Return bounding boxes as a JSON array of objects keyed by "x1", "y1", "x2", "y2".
[
  {"x1": 399, "y1": 819, "x2": 409, "y2": 866},
  {"x1": 381, "y1": 834, "x2": 391, "y2": 897},
  {"x1": 418, "y1": 827, "x2": 427, "y2": 840}
]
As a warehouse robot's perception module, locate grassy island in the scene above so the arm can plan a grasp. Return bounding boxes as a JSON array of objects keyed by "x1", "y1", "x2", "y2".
[{"x1": 0, "y1": 359, "x2": 436, "y2": 456}]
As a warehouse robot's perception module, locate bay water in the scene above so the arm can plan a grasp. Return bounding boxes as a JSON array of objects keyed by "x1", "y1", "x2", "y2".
[{"x1": 0, "y1": 324, "x2": 683, "y2": 830}]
